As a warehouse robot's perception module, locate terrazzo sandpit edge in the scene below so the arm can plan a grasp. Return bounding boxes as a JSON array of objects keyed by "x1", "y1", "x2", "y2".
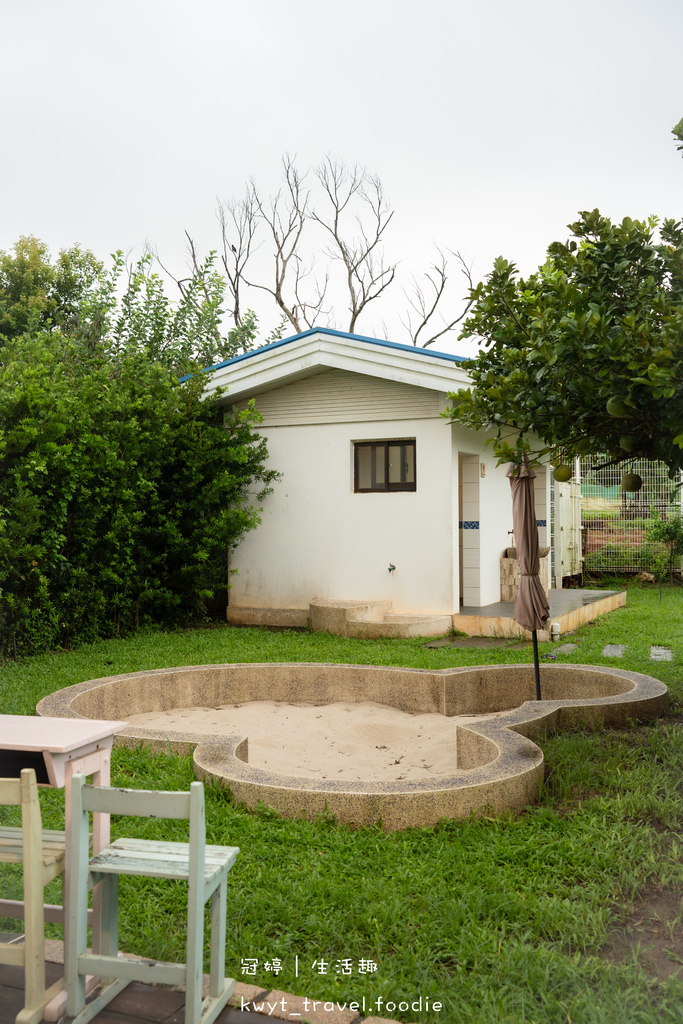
[{"x1": 36, "y1": 662, "x2": 668, "y2": 829}]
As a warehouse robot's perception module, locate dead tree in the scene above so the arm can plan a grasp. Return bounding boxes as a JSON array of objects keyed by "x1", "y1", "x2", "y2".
[
  {"x1": 210, "y1": 155, "x2": 469, "y2": 346},
  {"x1": 401, "y1": 250, "x2": 475, "y2": 348},
  {"x1": 216, "y1": 191, "x2": 259, "y2": 327},
  {"x1": 312, "y1": 156, "x2": 397, "y2": 333},
  {"x1": 216, "y1": 158, "x2": 329, "y2": 333}
]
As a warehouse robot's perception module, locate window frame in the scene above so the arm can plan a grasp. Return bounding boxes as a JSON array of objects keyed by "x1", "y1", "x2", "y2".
[{"x1": 353, "y1": 439, "x2": 417, "y2": 493}]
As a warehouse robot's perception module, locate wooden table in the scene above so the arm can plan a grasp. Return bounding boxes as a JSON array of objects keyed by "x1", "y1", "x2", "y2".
[{"x1": 0, "y1": 714, "x2": 128, "y2": 1019}]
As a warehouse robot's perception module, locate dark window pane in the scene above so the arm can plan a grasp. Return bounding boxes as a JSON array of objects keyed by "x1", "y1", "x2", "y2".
[
  {"x1": 356, "y1": 445, "x2": 373, "y2": 489},
  {"x1": 357, "y1": 443, "x2": 386, "y2": 489},
  {"x1": 372, "y1": 445, "x2": 386, "y2": 487},
  {"x1": 388, "y1": 444, "x2": 415, "y2": 484}
]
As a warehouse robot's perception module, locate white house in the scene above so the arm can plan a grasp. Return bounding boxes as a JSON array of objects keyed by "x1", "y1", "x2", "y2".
[{"x1": 204, "y1": 328, "x2": 551, "y2": 637}]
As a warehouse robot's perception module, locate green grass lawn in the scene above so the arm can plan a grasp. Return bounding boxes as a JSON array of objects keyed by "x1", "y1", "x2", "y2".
[{"x1": 1, "y1": 584, "x2": 682, "y2": 1023}]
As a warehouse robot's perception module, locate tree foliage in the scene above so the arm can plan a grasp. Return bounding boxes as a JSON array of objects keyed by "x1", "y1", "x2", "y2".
[
  {"x1": 0, "y1": 331, "x2": 277, "y2": 655},
  {"x1": 0, "y1": 236, "x2": 110, "y2": 347},
  {"x1": 0, "y1": 239, "x2": 279, "y2": 656},
  {"x1": 0, "y1": 236, "x2": 275, "y2": 370},
  {"x1": 673, "y1": 117, "x2": 683, "y2": 156},
  {"x1": 446, "y1": 210, "x2": 683, "y2": 477}
]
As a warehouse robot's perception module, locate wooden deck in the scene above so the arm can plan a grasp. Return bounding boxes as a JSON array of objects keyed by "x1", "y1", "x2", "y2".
[
  {"x1": 0, "y1": 936, "x2": 386, "y2": 1023},
  {"x1": 0, "y1": 961, "x2": 274, "y2": 1024}
]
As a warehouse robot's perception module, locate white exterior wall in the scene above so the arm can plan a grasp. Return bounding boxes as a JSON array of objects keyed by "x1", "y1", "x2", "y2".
[
  {"x1": 229, "y1": 415, "x2": 458, "y2": 615},
  {"x1": 208, "y1": 329, "x2": 524, "y2": 615}
]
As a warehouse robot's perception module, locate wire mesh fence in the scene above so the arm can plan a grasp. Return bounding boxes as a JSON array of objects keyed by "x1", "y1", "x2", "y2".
[{"x1": 581, "y1": 456, "x2": 683, "y2": 573}]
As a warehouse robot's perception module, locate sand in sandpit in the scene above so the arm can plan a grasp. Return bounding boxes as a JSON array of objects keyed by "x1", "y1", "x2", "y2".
[{"x1": 125, "y1": 700, "x2": 462, "y2": 782}]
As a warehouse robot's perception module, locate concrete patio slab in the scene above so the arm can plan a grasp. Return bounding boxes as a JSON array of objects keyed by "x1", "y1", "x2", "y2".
[{"x1": 456, "y1": 588, "x2": 626, "y2": 641}]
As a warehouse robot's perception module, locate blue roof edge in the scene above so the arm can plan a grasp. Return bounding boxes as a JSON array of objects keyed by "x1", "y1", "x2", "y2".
[{"x1": 189, "y1": 326, "x2": 469, "y2": 378}]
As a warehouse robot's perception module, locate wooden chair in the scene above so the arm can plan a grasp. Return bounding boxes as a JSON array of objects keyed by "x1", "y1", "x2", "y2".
[
  {"x1": 0, "y1": 768, "x2": 66, "y2": 1024},
  {"x1": 65, "y1": 774, "x2": 240, "y2": 1024}
]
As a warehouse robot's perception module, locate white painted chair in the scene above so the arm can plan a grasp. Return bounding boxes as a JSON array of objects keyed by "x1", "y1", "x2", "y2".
[
  {"x1": 0, "y1": 768, "x2": 66, "y2": 1024},
  {"x1": 65, "y1": 774, "x2": 240, "y2": 1024}
]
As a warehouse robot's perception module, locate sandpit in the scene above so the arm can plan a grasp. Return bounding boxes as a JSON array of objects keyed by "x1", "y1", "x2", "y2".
[
  {"x1": 124, "y1": 700, "x2": 489, "y2": 781},
  {"x1": 37, "y1": 662, "x2": 668, "y2": 829}
]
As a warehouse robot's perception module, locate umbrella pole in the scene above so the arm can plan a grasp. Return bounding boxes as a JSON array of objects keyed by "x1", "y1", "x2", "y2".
[{"x1": 532, "y1": 629, "x2": 542, "y2": 700}]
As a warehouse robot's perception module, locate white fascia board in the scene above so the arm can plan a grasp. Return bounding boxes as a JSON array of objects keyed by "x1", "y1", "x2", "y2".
[{"x1": 204, "y1": 331, "x2": 472, "y2": 404}]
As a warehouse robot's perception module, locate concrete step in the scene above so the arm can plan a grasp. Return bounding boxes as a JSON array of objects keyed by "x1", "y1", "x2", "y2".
[
  {"x1": 309, "y1": 600, "x2": 391, "y2": 633},
  {"x1": 309, "y1": 600, "x2": 452, "y2": 639},
  {"x1": 347, "y1": 615, "x2": 453, "y2": 639}
]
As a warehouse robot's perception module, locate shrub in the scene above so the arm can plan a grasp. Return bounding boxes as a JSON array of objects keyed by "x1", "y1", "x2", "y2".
[
  {"x1": 645, "y1": 513, "x2": 683, "y2": 585},
  {"x1": 0, "y1": 331, "x2": 277, "y2": 655}
]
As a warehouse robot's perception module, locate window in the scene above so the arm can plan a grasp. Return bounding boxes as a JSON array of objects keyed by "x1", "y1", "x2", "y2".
[{"x1": 354, "y1": 440, "x2": 416, "y2": 492}]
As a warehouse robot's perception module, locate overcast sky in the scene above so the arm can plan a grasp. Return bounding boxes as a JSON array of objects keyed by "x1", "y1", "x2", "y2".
[{"x1": 3, "y1": 0, "x2": 682, "y2": 358}]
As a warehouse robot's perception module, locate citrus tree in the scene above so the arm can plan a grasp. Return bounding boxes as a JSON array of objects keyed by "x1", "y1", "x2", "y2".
[
  {"x1": 673, "y1": 117, "x2": 683, "y2": 155},
  {"x1": 446, "y1": 210, "x2": 683, "y2": 484}
]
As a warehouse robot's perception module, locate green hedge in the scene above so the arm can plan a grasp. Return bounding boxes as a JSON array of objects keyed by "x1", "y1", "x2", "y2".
[{"x1": 0, "y1": 331, "x2": 276, "y2": 655}]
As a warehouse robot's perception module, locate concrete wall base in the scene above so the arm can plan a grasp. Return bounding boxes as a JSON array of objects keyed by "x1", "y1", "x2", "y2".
[
  {"x1": 226, "y1": 600, "x2": 453, "y2": 638},
  {"x1": 226, "y1": 607, "x2": 309, "y2": 628}
]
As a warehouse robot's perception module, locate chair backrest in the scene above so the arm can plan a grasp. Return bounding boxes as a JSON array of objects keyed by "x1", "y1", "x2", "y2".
[
  {"x1": 0, "y1": 769, "x2": 40, "y2": 807},
  {"x1": 80, "y1": 782, "x2": 196, "y2": 820},
  {"x1": 70, "y1": 774, "x2": 206, "y2": 884},
  {"x1": 0, "y1": 776, "x2": 23, "y2": 807}
]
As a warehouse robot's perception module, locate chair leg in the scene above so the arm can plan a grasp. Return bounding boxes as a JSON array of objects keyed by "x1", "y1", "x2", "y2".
[
  {"x1": 208, "y1": 878, "x2": 226, "y2": 999},
  {"x1": 64, "y1": 872, "x2": 130, "y2": 1024},
  {"x1": 196, "y1": 873, "x2": 235, "y2": 1024},
  {"x1": 98, "y1": 875, "x2": 119, "y2": 983},
  {"x1": 16, "y1": 976, "x2": 65, "y2": 1024},
  {"x1": 185, "y1": 882, "x2": 204, "y2": 1024},
  {"x1": 66, "y1": 824, "x2": 91, "y2": 1017},
  {"x1": 21, "y1": 851, "x2": 46, "y2": 1024}
]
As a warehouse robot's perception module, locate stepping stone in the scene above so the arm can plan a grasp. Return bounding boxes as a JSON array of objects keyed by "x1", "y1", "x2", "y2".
[
  {"x1": 553, "y1": 643, "x2": 579, "y2": 654},
  {"x1": 650, "y1": 646, "x2": 673, "y2": 662},
  {"x1": 602, "y1": 644, "x2": 627, "y2": 658}
]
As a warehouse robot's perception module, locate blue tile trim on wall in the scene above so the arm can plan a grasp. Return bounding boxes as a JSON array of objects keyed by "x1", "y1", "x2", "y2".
[
  {"x1": 536, "y1": 520, "x2": 546, "y2": 527},
  {"x1": 459, "y1": 521, "x2": 480, "y2": 529}
]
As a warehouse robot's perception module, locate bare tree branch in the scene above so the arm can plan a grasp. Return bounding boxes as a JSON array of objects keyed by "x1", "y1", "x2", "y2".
[
  {"x1": 291, "y1": 254, "x2": 330, "y2": 330},
  {"x1": 401, "y1": 250, "x2": 476, "y2": 347},
  {"x1": 312, "y1": 156, "x2": 397, "y2": 333},
  {"x1": 152, "y1": 236, "x2": 198, "y2": 304},
  {"x1": 241, "y1": 156, "x2": 329, "y2": 332},
  {"x1": 205, "y1": 155, "x2": 471, "y2": 347},
  {"x1": 216, "y1": 190, "x2": 260, "y2": 326},
  {"x1": 184, "y1": 232, "x2": 217, "y2": 309}
]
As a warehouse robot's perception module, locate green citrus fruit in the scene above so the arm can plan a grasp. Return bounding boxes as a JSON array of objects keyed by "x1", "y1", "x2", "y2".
[
  {"x1": 606, "y1": 397, "x2": 631, "y2": 418},
  {"x1": 621, "y1": 472, "x2": 643, "y2": 492},
  {"x1": 553, "y1": 465, "x2": 573, "y2": 482},
  {"x1": 574, "y1": 438, "x2": 591, "y2": 454},
  {"x1": 619, "y1": 435, "x2": 639, "y2": 452}
]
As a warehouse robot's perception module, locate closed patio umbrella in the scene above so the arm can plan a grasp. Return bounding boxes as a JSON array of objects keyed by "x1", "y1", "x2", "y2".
[{"x1": 506, "y1": 458, "x2": 550, "y2": 699}]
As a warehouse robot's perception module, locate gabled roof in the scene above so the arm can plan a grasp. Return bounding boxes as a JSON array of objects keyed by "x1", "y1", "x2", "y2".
[{"x1": 202, "y1": 327, "x2": 471, "y2": 404}]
